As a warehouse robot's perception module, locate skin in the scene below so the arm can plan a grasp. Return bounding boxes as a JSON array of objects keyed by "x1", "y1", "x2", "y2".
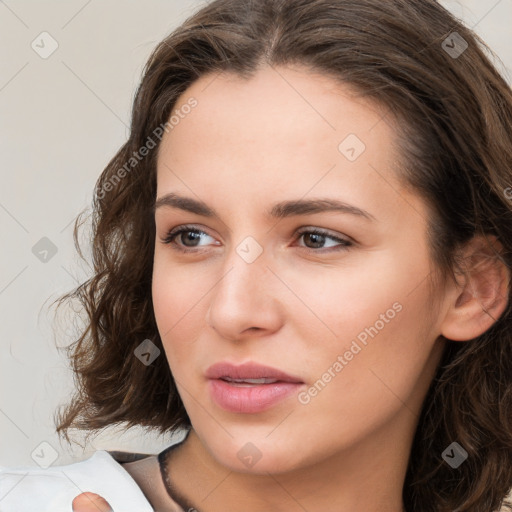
[
  {"x1": 72, "y1": 493, "x2": 112, "y2": 512},
  {"x1": 73, "y1": 64, "x2": 510, "y2": 512}
]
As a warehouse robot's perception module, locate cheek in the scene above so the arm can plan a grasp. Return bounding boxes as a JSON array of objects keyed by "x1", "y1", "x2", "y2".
[
  {"x1": 152, "y1": 253, "x2": 209, "y2": 329},
  {"x1": 269, "y1": 253, "x2": 410, "y2": 358},
  {"x1": 291, "y1": 255, "x2": 439, "y2": 419},
  {"x1": 151, "y1": 255, "x2": 214, "y2": 366},
  {"x1": 299, "y1": 277, "x2": 440, "y2": 437}
]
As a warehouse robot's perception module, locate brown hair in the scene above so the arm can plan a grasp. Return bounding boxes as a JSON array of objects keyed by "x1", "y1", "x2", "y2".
[{"x1": 52, "y1": 0, "x2": 512, "y2": 510}]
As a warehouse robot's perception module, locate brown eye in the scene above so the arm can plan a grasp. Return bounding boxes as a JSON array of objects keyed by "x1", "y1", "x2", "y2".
[
  {"x1": 296, "y1": 228, "x2": 353, "y2": 252},
  {"x1": 161, "y1": 226, "x2": 216, "y2": 252},
  {"x1": 174, "y1": 230, "x2": 202, "y2": 247}
]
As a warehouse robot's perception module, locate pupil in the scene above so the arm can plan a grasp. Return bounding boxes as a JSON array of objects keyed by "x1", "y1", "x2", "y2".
[
  {"x1": 184, "y1": 231, "x2": 200, "y2": 246},
  {"x1": 306, "y1": 233, "x2": 324, "y2": 248}
]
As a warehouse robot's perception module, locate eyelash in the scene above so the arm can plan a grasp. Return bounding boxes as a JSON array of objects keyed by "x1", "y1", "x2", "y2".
[{"x1": 160, "y1": 224, "x2": 353, "y2": 254}]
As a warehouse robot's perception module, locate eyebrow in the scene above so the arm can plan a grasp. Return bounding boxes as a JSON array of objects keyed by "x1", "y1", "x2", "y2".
[{"x1": 153, "y1": 192, "x2": 376, "y2": 221}]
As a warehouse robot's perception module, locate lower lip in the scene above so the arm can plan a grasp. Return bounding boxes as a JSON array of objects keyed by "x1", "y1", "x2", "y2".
[{"x1": 208, "y1": 379, "x2": 303, "y2": 413}]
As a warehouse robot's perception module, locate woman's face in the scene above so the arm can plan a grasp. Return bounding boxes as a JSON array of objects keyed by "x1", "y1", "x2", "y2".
[{"x1": 152, "y1": 64, "x2": 448, "y2": 474}]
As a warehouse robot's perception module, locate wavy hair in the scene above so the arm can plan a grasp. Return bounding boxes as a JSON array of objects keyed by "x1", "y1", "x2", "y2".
[{"x1": 52, "y1": 0, "x2": 512, "y2": 510}]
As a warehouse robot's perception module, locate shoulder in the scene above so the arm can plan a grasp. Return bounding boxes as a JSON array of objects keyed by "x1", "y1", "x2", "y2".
[{"x1": 0, "y1": 450, "x2": 153, "y2": 512}]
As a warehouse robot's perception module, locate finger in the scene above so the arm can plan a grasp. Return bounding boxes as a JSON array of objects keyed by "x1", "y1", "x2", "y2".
[{"x1": 72, "y1": 492, "x2": 113, "y2": 512}]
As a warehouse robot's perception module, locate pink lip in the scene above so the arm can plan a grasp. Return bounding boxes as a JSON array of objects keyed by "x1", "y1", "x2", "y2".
[
  {"x1": 206, "y1": 362, "x2": 304, "y2": 414},
  {"x1": 205, "y1": 361, "x2": 303, "y2": 382}
]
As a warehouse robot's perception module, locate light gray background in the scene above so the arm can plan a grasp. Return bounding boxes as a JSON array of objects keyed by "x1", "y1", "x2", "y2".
[{"x1": 1, "y1": 0, "x2": 511, "y2": 468}]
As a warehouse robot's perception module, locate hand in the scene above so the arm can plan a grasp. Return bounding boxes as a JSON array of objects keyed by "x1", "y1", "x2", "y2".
[{"x1": 72, "y1": 492, "x2": 113, "y2": 512}]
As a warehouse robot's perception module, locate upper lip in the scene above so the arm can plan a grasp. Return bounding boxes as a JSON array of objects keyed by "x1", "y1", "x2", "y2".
[{"x1": 206, "y1": 361, "x2": 303, "y2": 383}]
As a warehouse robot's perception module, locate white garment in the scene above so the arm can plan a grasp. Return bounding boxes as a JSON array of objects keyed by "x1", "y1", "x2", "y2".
[{"x1": 0, "y1": 450, "x2": 154, "y2": 512}]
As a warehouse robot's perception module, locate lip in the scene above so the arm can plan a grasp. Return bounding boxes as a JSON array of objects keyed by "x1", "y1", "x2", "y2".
[
  {"x1": 205, "y1": 361, "x2": 303, "y2": 382},
  {"x1": 206, "y1": 361, "x2": 305, "y2": 414}
]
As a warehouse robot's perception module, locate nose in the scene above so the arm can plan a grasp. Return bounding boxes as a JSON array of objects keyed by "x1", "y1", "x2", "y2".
[{"x1": 204, "y1": 243, "x2": 284, "y2": 341}]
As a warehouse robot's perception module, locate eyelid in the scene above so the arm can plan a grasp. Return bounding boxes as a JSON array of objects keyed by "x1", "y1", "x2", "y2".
[
  {"x1": 294, "y1": 226, "x2": 353, "y2": 243},
  {"x1": 161, "y1": 224, "x2": 351, "y2": 241},
  {"x1": 160, "y1": 224, "x2": 217, "y2": 246},
  {"x1": 160, "y1": 224, "x2": 354, "y2": 252}
]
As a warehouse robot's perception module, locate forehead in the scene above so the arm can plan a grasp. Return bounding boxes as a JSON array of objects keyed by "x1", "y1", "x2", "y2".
[
  {"x1": 158, "y1": 64, "x2": 392, "y2": 165},
  {"x1": 155, "y1": 64, "x2": 428, "y2": 228}
]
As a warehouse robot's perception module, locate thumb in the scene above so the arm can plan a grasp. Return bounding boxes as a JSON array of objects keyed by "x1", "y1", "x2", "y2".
[{"x1": 72, "y1": 492, "x2": 113, "y2": 512}]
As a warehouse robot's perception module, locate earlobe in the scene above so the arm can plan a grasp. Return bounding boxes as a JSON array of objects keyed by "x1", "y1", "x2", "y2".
[{"x1": 440, "y1": 234, "x2": 510, "y2": 342}]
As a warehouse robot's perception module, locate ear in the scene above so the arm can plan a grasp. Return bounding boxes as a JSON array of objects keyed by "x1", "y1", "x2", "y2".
[{"x1": 440, "y1": 234, "x2": 510, "y2": 342}]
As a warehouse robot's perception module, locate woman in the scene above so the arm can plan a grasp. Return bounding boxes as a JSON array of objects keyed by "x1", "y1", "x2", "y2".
[{"x1": 2, "y1": 0, "x2": 512, "y2": 511}]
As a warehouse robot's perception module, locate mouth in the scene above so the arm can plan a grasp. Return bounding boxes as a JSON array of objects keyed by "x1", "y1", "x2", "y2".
[
  {"x1": 206, "y1": 361, "x2": 305, "y2": 413},
  {"x1": 218, "y1": 377, "x2": 283, "y2": 386},
  {"x1": 205, "y1": 361, "x2": 304, "y2": 383}
]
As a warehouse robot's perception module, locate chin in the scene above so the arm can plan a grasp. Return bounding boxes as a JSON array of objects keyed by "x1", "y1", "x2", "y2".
[{"x1": 204, "y1": 434, "x2": 305, "y2": 475}]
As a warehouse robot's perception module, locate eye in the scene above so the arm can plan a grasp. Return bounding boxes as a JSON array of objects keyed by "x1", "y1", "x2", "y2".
[
  {"x1": 295, "y1": 228, "x2": 353, "y2": 252},
  {"x1": 160, "y1": 225, "x2": 353, "y2": 254},
  {"x1": 160, "y1": 225, "x2": 217, "y2": 252}
]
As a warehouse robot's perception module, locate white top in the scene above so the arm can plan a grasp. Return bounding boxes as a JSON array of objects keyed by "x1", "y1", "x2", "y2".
[{"x1": 0, "y1": 450, "x2": 156, "y2": 512}]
